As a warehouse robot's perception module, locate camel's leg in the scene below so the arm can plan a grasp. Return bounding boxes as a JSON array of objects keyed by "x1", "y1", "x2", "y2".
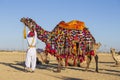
[
  {"x1": 60, "y1": 58, "x2": 65, "y2": 70},
  {"x1": 85, "y1": 55, "x2": 92, "y2": 71},
  {"x1": 45, "y1": 52, "x2": 50, "y2": 64},
  {"x1": 65, "y1": 56, "x2": 69, "y2": 67},
  {"x1": 56, "y1": 57, "x2": 62, "y2": 72},
  {"x1": 94, "y1": 55, "x2": 99, "y2": 72}
]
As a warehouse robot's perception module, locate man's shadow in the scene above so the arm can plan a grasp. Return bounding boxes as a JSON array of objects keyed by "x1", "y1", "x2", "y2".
[
  {"x1": 0, "y1": 58, "x2": 44, "y2": 72},
  {"x1": 0, "y1": 61, "x2": 25, "y2": 72}
]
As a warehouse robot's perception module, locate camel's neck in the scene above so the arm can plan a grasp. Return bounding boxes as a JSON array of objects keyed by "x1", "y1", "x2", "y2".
[
  {"x1": 35, "y1": 24, "x2": 50, "y2": 43},
  {"x1": 111, "y1": 50, "x2": 116, "y2": 57},
  {"x1": 111, "y1": 49, "x2": 120, "y2": 64}
]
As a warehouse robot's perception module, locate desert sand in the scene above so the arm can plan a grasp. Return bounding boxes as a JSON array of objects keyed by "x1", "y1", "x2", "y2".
[{"x1": 0, "y1": 51, "x2": 120, "y2": 80}]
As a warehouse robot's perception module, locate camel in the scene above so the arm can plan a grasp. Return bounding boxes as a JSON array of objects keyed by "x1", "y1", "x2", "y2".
[
  {"x1": 20, "y1": 17, "x2": 100, "y2": 72},
  {"x1": 36, "y1": 48, "x2": 50, "y2": 64},
  {"x1": 110, "y1": 48, "x2": 120, "y2": 65}
]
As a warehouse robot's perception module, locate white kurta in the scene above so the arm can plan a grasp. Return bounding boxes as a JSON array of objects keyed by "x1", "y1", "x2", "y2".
[{"x1": 25, "y1": 31, "x2": 37, "y2": 71}]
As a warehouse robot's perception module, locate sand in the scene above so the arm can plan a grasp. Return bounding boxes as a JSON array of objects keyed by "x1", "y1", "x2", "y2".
[{"x1": 0, "y1": 51, "x2": 120, "y2": 80}]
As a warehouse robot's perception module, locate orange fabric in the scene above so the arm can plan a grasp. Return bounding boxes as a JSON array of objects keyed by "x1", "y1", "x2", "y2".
[{"x1": 58, "y1": 20, "x2": 85, "y2": 30}]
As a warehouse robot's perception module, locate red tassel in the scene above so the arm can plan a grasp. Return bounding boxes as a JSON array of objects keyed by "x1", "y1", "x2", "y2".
[{"x1": 90, "y1": 50, "x2": 94, "y2": 56}]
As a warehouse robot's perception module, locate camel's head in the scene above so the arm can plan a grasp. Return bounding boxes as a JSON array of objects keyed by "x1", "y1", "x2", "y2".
[
  {"x1": 36, "y1": 48, "x2": 50, "y2": 64},
  {"x1": 20, "y1": 17, "x2": 36, "y2": 30},
  {"x1": 93, "y1": 42, "x2": 101, "y2": 50},
  {"x1": 110, "y1": 48, "x2": 115, "y2": 53}
]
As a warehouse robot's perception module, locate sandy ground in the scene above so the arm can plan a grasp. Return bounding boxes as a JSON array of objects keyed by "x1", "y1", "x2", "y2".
[{"x1": 0, "y1": 51, "x2": 120, "y2": 80}]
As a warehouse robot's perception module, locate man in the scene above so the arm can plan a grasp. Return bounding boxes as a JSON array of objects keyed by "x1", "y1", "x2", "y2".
[{"x1": 25, "y1": 25, "x2": 37, "y2": 73}]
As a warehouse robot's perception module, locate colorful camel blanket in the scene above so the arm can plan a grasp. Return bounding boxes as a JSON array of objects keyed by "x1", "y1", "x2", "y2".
[{"x1": 35, "y1": 19, "x2": 95, "y2": 65}]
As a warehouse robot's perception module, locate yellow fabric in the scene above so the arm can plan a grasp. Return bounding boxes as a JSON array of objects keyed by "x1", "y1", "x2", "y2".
[
  {"x1": 23, "y1": 26, "x2": 26, "y2": 39},
  {"x1": 58, "y1": 20, "x2": 85, "y2": 30},
  {"x1": 29, "y1": 36, "x2": 35, "y2": 47}
]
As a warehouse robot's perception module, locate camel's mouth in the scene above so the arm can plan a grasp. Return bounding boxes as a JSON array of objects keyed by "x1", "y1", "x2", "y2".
[
  {"x1": 110, "y1": 50, "x2": 113, "y2": 53},
  {"x1": 20, "y1": 18, "x2": 29, "y2": 26},
  {"x1": 20, "y1": 18, "x2": 25, "y2": 22}
]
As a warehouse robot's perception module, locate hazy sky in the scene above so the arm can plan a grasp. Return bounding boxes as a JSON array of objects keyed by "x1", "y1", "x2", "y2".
[{"x1": 0, "y1": 0, "x2": 120, "y2": 52}]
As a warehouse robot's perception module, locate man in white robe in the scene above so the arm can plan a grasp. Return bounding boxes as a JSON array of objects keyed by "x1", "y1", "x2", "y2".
[{"x1": 25, "y1": 27, "x2": 37, "y2": 73}]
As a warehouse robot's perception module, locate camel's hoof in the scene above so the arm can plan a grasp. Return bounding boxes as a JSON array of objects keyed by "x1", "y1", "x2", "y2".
[
  {"x1": 96, "y1": 69, "x2": 99, "y2": 73},
  {"x1": 96, "y1": 70, "x2": 99, "y2": 73},
  {"x1": 53, "y1": 69, "x2": 61, "y2": 73}
]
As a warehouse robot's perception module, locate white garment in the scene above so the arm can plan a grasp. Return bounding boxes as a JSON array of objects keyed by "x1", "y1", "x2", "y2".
[{"x1": 25, "y1": 31, "x2": 37, "y2": 71}]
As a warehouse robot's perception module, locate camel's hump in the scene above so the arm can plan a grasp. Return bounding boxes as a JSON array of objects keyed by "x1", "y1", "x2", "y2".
[{"x1": 58, "y1": 20, "x2": 85, "y2": 30}]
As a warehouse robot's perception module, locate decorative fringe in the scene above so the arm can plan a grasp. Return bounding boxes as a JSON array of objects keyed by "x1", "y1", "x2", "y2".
[{"x1": 23, "y1": 26, "x2": 26, "y2": 39}]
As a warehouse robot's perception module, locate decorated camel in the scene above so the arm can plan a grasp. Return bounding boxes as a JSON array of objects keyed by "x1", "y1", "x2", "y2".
[
  {"x1": 110, "y1": 48, "x2": 120, "y2": 65},
  {"x1": 20, "y1": 17, "x2": 100, "y2": 72}
]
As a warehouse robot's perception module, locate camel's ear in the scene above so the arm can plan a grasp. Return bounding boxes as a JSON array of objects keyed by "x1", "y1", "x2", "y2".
[
  {"x1": 32, "y1": 20, "x2": 36, "y2": 25},
  {"x1": 29, "y1": 18, "x2": 33, "y2": 22}
]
